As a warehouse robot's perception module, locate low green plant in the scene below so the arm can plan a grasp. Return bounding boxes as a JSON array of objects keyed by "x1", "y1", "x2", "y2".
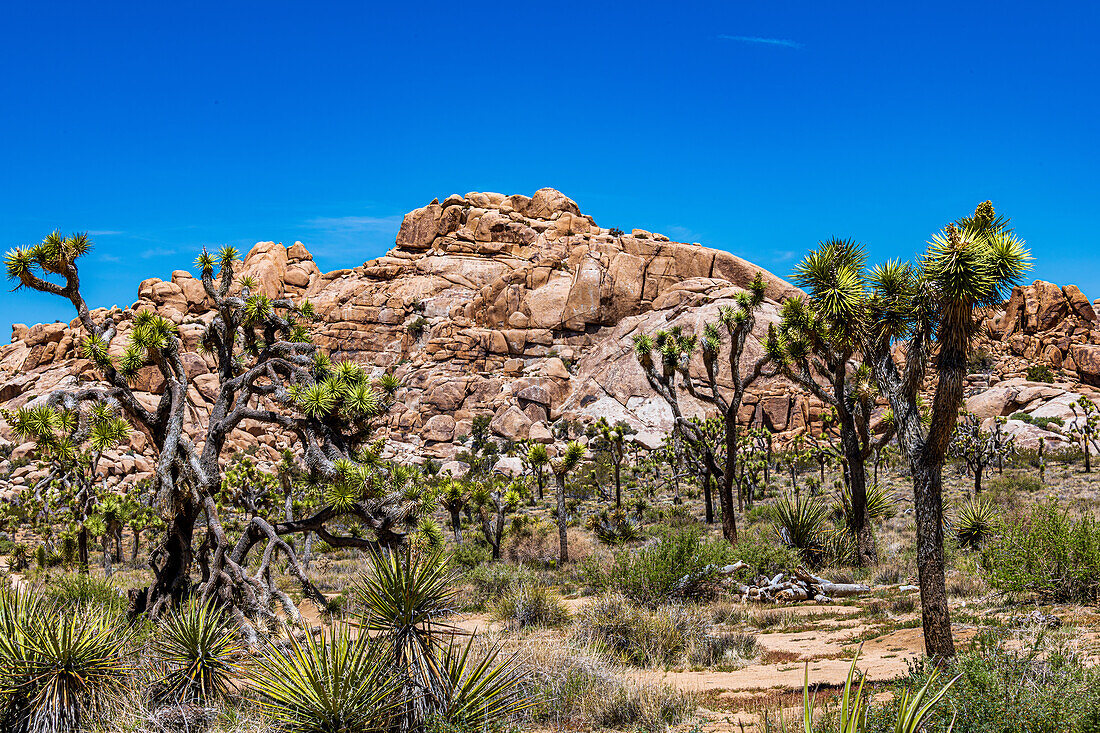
[
  {"x1": 609, "y1": 528, "x2": 733, "y2": 606},
  {"x1": 771, "y1": 493, "x2": 829, "y2": 562},
  {"x1": 981, "y1": 501, "x2": 1100, "y2": 602},
  {"x1": 956, "y1": 496, "x2": 997, "y2": 549},
  {"x1": 0, "y1": 588, "x2": 132, "y2": 733},
  {"x1": 1026, "y1": 364, "x2": 1055, "y2": 383}
]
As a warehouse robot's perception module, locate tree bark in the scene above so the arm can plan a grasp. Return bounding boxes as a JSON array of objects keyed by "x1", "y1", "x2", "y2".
[
  {"x1": 613, "y1": 460, "x2": 622, "y2": 510},
  {"x1": 147, "y1": 503, "x2": 198, "y2": 614},
  {"x1": 839, "y1": 409, "x2": 877, "y2": 565},
  {"x1": 913, "y1": 462, "x2": 955, "y2": 660},
  {"x1": 555, "y1": 474, "x2": 569, "y2": 563},
  {"x1": 702, "y1": 465, "x2": 714, "y2": 524}
]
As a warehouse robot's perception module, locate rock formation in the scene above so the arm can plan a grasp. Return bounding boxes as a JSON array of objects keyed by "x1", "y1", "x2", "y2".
[{"x1": 2, "y1": 189, "x2": 1098, "y2": 494}]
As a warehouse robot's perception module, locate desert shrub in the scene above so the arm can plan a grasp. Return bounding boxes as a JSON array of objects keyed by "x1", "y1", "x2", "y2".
[
  {"x1": 609, "y1": 528, "x2": 733, "y2": 606},
  {"x1": 728, "y1": 529, "x2": 801, "y2": 579},
  {"x1": 492, "y1": 582, "x2": 571, "y2": 628},
  {"x1": 449, "y1": 543, "x2": 492, "y2": 571},
  {"x1": 503, "y1": 516, "x2": 558, "y2": 566},
  {"x1": 981, "y1": 501, "x2": 1100, "y2": 602},
  {"x1": 956, "y1": 496, "x2": 998, "y2": 549},
  {"x1": 520, "y1": 644, "x2": 694, "y2": 730},
  {"x1": 688, "y1": 631, "x2": 757, "y2": 668},
  {"x1": 462, "y1": 562, "x2": 538, "y2": 608},
  {"x1": 43, "y1": 573, "x2": 126, "y2": 616},
  {"x1": 572, "y1": 594, "x2": 707, "y2": 667},
  {"x1": 872, "y1": 631, "x2": 1100, "y2": 733},
  {"x1": 986, "y1": 471, "x2": 1044, "y2": 495},
  {"x1": 1011, "y1": 411, "x2": 1064, "y2": 431},
  {"x1": 588, "y1": 508, "x2": 641, "y2": 546},
  {"x1": 1025, "y1": 364, "x2": 1055, "y2": 383}
]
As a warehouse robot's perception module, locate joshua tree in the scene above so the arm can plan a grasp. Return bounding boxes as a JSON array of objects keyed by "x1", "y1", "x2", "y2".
[
  {"x1": 440, "y1": 479, "x2": 469, "y2": 544},
  {"x1": 472, "y1": 479, "x2": 523, "y2": 560},
  {"x1": 5, "y1": 232, "x2": 428, "y2": 640},
  {"x1": 550, "y1": 440, "x2": 585, "y2": 563},
  {"x1": 633, "y1": 273, "x2": 775, "y2": 542},
  {"x1": 770, "y1": 241, "x2": 898, "y2": 564},
  {"x1": 948, "y1": 412, "x2": 1014, "y2": 496},
  {"x1": 3, "y1": 401, "x2": 130, "y2": 572},
  {"x1": 1069, "y1": 396, "x2": 1100, "y2": 473},
  {"x1": 680, "y1": 415, "x2": 724, "y2": 523},
  {"x1": 859, "y1": 202, "x2": 1030, "y2": 658},
  {"x1": 592, "y1": 417, "x2": 631, "y2": 508},
  {"x1": 520, "y1": 442, "x2": 550, "y2": 501}
]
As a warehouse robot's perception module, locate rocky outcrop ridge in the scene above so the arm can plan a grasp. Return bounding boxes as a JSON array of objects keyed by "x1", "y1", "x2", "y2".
[
  {"x1": 3, "y1": 190, "x2": 1099, "y2": 492},
  {"x1": 0, "y1": 189, "x2": 805, "y2": 490}
]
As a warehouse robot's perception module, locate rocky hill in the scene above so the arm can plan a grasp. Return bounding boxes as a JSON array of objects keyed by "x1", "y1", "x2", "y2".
[{"x1": 1, "y1": 188, "x2": 1099, "y2": 495}]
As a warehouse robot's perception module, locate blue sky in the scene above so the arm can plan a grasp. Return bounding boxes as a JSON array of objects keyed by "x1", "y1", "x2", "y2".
[{"x1": 3, "y1": 2, "x2": 1098, "y2": 335}]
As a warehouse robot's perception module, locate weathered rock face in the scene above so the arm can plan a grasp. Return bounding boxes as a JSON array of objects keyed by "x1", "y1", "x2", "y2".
[
  {"x1": 0, "y1": 189, "x2": 807, "y2": 488},
  {"x1": 3, "y1": 189, "x2": 1100, "y2": 490}
]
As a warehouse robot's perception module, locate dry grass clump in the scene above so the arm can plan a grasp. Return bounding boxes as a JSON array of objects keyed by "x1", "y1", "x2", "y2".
[
  {"x1": 571, "y1": 593, "x2": 709, "y2": 667},
  {"x1": 517, "y1": 640, "x2": 695, "y2": 730},
  {"x1": 491, "y1": 581, "x2": 571, "y2": 629}
]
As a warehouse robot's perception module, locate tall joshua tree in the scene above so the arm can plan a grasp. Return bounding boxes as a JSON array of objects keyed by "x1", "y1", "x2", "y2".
[
  {"x1": 592, "y1": 418, "x2": 630, "y2": 508},
  {"x1": 857, "y1": 203, "x2": 1029, "y2": 658},
  {"x1": 633, "y1": 273, "x2": 774, "y2": 542},
  {"x1": 5, "y1": 232, "x2": 427, "y2": 641},
  {"x1": 771, "y1": 239, "x2": 896, "y2": 565},
  {"x1": 550, "y1": 440, "x2": 584, "y2": 563}
]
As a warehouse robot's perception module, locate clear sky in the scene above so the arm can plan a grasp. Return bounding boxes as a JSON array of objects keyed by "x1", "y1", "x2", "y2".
[{"x1": 2, "y1": 2, "x2": 1098, "y2": 336}]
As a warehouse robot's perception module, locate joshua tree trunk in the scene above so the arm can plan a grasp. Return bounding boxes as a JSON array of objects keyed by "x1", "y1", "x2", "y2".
[
  {"x1": 836, "y1": 402, "x2": 877, "y2": 566},
  {"x1": 613, "y1": 459, "x2": 622, "y2": 509},
  {"x1": 913, "y1": 462, "x2": 954, "y2": 659},
  {"x1": 702, "y1": 464, "x2": 714, "y2": 524},
  {"x1": 78, "y1": 526, "x2": 89, "y2": 574},
  {"x1": 147, "y1": 504, "x2": 198, "y2": 617},
  {"x1": 449, "y1": 507, "x2": 463, "y2": 544},
  {"x1": 720, "y1": 420, "x2": 738, "y2": 542},
  {"x1": 974, "y1": 464, "x2": 983, "y2": 497},
  {"x1": 555, "y1": 473, "x2": 569, "y2": 563},
  {"x1": 132, "y1": 528, "x2": 141, "y2": 563}
]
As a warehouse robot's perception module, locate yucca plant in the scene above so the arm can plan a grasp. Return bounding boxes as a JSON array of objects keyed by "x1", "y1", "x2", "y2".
[
  {"x1": 956, "y1": 496, "x2": 997, "y2": 549},
  {"x1": 152, "y1": 599, "x2": 242, "y2": 703},
  {"x1": 432, "y1": 636, "x2": 531, "y2": 730},
  {"x1": 250, "y1": 624, "x2": 398, "y2": 733},
  {"x1": 0, "y1": 593, "x2": 132, "y2": 733},
  {"x1": 767, "y1": 648, "x2": 958, "y2": 732},
  {"x1": 835, "y1": 482, "x2": 896, "y2": 528},
  {"x1": 355, "y1": 547, "x2": 458, "y2": 676},
  {"x1": 772, "y1": 493, "x2": 829, "y2": 563}
]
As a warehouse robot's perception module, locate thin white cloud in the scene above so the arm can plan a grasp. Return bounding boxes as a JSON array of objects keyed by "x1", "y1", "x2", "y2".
[
  {"x1": 719, "y1": 34, "x2": 803, "y2": 49},
  {"x1": 304, "y1": 215, "x2": 403, "y2": 233},
  {"x1": 88, "y1": 229, "x2": 125, "y2": 236},
  {"x1": 140, "y1": 247, "x2": 177, "y2": 259}
]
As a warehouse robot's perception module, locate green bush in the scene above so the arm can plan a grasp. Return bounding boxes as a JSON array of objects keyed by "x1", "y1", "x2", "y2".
[
  {"x1": 449, "y1": 543, "x2": 492, "y2": 570},
  {"x1": 1025, "y1": 364, "x2": 1056, "y2": 383},
  {"x1": 610, "y1": 528, "x2": 733, "y2": 606},
  {"x1": 43, "y1": 573, "x2": 126, "y2": 616},
  {"x1": 981, "y1": 501, "x2": 1100, "y2": 602},
  {"x1": 730, "y1": 529, "x2": 801, "y2": 577},
  {"x1": 870, "y1": 631, "x2": 1100, "y2": 733},
  {"x1": 462, "y1": 562, "x2": 537, "y2": 608},
  {"x1": 1010, "y1": 411, "x2": 1064, "y2": 431}
]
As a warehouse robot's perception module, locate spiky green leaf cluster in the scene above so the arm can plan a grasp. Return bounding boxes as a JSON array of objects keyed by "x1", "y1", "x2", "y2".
[{"x1": 5, "y1": 231, "x2": 91, "y2": 286}]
